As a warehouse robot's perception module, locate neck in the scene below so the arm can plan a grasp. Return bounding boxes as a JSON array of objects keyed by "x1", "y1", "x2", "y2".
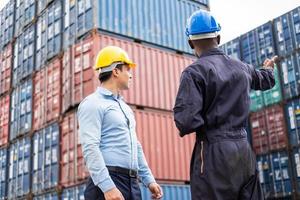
[{"x1": 101, "y1": 81, "x2": 119, "y2": 95}]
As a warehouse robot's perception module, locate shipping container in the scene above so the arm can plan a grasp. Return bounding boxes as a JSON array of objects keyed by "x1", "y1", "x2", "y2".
[
  {"x1": 269, "y1": 151, "x2": 293, "y2": 198},
  {"x1": 7, "y1": 137, "x2": 31, "y2": 199},
  {"x1": 134, "y1": 108, "x2": 194, "y2": 181},
  {"x1": 61, "y1": 184, "x2": 85, "y2": 200},
  {"x1": 291, "y1": 147, "x2": 300, "y2": 195},
  {"x1": 32, "y1": 123, "x2": 59, "y2": 194},
  {"x1": 220, "y1": 37, "x2": 241, "y2": 60},
  {"x1": 273, "y1": 7, "x2": 299, "y2": 57},
  {"x1": 37, "y1": 0, "x2": 56, "y2": 16},
  {"x1": 60, "y1": 111, "x2": 89, "y2": 187},
  {"x1": 281, "y1": 52, "x2": 300, "y2": 100},
  {"x1": 241, "y1": 22, "x2": 275, "y2": 68},
  {"x1": 250, "y1": 90, "x2": 264, "y2": 112},
  {"x1": 10, "y1": 79, "x2": 32, "y2": 141},
  {"x1": 0, "y1": 148, "x2": 7, "y2": 200},
  {"x1": 257, "y1": 154, "x2": 272, "y2": 198},
  {"x1": 262, "y1": 65, "x2": 282, "y2": 106},
  {"x1": 285, "y1": 99, "x2": 300, "y2": 147},
  {"x1": 0, "y1": 0, "x2": 14, "y2": 49},
  {"x1": 140, "y1": 184, "x2": 191, "y2": 200},
  {"x1": 15, "y1": 0, "x2": 35, "y2": 37},
  {"x1": 250, "y1": 104, "x2": 288, "y2": 155},
  {"x1": 0, "y1": 43, "x2": 12, "y2": 95},
  {"x1": 62, "y1": 33, "x2": 194, "y2": 112},
  {"x1": 33, "y1": 59, "x2": 61, "y2": 131},
  {"x1": 36, "y1": 0, "x2": 62, "y2": 70},
  {"x1": 62, "y1": 0, "x2": 208, "y2": 54},
  {"x1": 13, "y1": 24, "x2": 35, "y2": 86},
  {"x1": 33, "y1": 192, "x2": 58, "y2": 200},
  {"x1": 0, "y1": 95, "x2": 9, "y2": 148}
]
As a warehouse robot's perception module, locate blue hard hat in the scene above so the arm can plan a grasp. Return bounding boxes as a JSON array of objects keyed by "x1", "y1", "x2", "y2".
[{"x1": 186, "y1": 10, "x2": 221, "y2": 40}]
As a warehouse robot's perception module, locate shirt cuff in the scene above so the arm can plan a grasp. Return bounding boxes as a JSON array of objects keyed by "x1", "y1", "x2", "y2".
[
  {"x1": 98, "y1": 176, "x2": 116, "y2": 193},
  {"x1": 142, "y1": 176, "x2": 156, "y2": 187}
]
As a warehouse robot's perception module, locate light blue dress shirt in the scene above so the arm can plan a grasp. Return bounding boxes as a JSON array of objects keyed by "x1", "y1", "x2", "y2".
[{"x1": 77, "y1": 87, "x2": 155, "y2": 193}]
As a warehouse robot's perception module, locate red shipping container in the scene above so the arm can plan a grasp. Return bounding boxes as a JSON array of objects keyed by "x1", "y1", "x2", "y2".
[
  {"x1": 0, "y1": 43, "x2": 12, "y2": 95},
  {"x1": 33, "y1": 59, "x2": 61, "y2": 131},
  {"x1": 250, "y1": 104, "x2": 288, "y2": 155},
  {"x1": 60, "y1": 111, "x2": 89, "y2": 187},
  {"x1": 62, "y1": 33, "x2": 194, "y2": 113},
  {"x1": 0, "y1": 95, "x2": 9, "y2": 147},
  {"x1": 133, "y1": 108, "x2": 194, "y2": 181}
]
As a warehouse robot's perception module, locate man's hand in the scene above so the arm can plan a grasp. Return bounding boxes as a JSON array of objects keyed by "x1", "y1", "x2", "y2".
[
  {"x1": 104, "y1": 188, "x2": 124, "y2": 200},
  {"x1": 263, "y1": 55, "x2": 279, "y2": 69},
  {"x1": 149, "y1": 183, "x2": 163, "y2": 199}
]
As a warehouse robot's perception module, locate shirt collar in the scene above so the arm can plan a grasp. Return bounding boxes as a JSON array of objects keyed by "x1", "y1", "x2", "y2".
[
  {"x1": 199, "y1": 48, "x2": 225, "y2": 58},
  {"x1": 97, "y1": 87, "x2": 123, "y2": 100}
]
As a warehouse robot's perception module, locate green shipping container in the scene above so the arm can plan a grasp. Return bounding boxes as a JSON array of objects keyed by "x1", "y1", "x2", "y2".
[
  {"x1": 250, "y1": 90, "x2": 264, "y2": 112},
  {"x1": 263, "y1": 66, "x2": 282, "y2": 106}
]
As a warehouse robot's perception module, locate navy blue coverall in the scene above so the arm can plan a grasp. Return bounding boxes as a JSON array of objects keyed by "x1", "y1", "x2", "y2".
[{"x1": 173, "y1": 48, "x2": 275, "y2": 200}]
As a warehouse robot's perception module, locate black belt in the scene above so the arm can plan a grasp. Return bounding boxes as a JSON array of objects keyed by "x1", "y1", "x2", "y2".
[{"x1": 107, "y1": 166, "x2": 138, "y2": 178}]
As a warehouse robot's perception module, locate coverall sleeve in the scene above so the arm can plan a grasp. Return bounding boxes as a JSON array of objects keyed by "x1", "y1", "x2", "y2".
[
  {"x1": 248, "y1": 64, "x2": 275, "y2": 91},
  {"x1": 173, "y1": 71, "x2": 204, "y2": 137},
  {"x1": 137, "y1": 141, "x2": 156, "y2": 187},
  {"x1": 77, "y1": 99, "x2": 116, "y2": 193}
]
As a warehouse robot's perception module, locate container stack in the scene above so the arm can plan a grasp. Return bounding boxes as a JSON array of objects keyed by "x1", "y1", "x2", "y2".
[
  {"x1": 221, "y1": 6, "x2": 300, "y2": 199},
  {"x1": 0, "y1": 0, "x2": 210, "y2": 199}
]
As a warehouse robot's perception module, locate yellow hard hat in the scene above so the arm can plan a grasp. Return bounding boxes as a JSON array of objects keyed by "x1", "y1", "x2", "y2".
[{"x1": 95, "y1": 46, "x2": 136, "y2": 72}]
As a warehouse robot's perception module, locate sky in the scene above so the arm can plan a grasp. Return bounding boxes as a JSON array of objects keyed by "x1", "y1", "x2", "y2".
[
  {"x1": 210, "y1": 0, "x2": 300, "y2": 44},
  {"x1": 0, "y1": 0, "x2": 299, "y2": 44}
]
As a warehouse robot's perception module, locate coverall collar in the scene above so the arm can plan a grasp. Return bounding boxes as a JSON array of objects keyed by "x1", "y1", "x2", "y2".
[{"x1": 199, "y1": 48, "x2": 224, "y2": 58}]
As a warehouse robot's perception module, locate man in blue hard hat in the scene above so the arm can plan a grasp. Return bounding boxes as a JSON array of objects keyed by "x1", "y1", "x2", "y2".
[{"x1": 173, "y1": 10, "x2": 278, "y2": 199}]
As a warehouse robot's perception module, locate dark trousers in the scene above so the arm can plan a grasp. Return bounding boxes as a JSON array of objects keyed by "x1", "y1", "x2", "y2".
[{"x1": 84, "y1": 171, "x2": 142, "y2": 200}]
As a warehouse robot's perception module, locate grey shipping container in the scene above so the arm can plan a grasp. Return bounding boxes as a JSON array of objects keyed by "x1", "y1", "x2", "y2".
[
  {"x1": 32, "y1": 123, "x2": 59, "y2": 194},
  {"x1": 0, "y1": 0, "x2": 14, "y2": 49},
  {"x1": 0, "y1": 148, "x2": 7, "y2": 200},
  {"x1": 15, "y1": 0, "x2": 35, "y2": 37},
  {"x1": 36, "y1": 0, "x2": 62, "y2": 70},
  {"x1": 13, "y1": 24, "x2": 35, "y2": 86},
  {"x1": 62, "y1": 0, "x2": 208, "y2": 53},
  {"x1": 33, "y1": 192, "x2": 58, "y2": 200},
  {"x1": 220, "y1": 37, "x2": 241, "y2": 60},
  {"x1": 10, "y1": 79, "x2": 32, "y2": 141},
  {"x1": 7, "y1": 137, "x2": 31, "y2": 199},
  {"x1": 273, "y1": 6, "x2": 300, "y2": 57}
]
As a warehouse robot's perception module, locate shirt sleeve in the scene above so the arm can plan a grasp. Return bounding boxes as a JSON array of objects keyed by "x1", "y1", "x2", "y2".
[
  {"x1": 248, "y1": 64, "x2": 275, "y2": 91},
  {"x1": 173, "y1": 71, "x2": 204, "y2": 136},
  {"x1": 137, "y1": 141, "x2": 156, "y2": 187},
  {"x1": 77, "y1": 98, "x2": 116, "y2": 193}
]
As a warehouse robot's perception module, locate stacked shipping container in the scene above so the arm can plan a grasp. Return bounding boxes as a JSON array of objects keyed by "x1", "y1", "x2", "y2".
[
  {"x1": 0, "y1": 0, "x2": 211, "y2": 199},
  {"x1": 221, "y1": 6, "x2": 300, "y2": 199}
]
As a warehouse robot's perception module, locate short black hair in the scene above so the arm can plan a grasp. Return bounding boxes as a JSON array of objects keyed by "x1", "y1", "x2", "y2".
[{"x1": 98, "y1": 64, "x2": 124, "y2": 83}]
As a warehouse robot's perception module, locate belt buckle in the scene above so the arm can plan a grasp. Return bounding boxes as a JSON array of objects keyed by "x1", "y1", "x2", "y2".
[{"x1": 129, "y1": 169, "x2": 136, "y2": 178}]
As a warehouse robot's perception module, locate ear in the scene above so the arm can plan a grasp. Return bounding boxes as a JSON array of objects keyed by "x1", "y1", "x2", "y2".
[
  {"x1": 188, "y1": 40, "x2": 194, "y2": 49},
  {"x1": 217, "y1": 35, "x2": 221, "y2": 45},
  {"x1": 112, "y1": 68, "x2": 120, "y2": 77}
]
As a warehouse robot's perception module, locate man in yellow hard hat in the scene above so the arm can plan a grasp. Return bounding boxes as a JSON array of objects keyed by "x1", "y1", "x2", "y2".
[{"x1": 78, "y1": 46, "x2": 163, "y2": 200}]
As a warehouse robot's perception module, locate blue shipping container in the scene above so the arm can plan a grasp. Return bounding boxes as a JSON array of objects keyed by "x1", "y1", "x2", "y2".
[
  {"x1": 61, "y1": 184, "x2": 85, "y2": 200},
  {"x1": 62, "y1": 0, "x2": 208, "y2": 53},
  {"x1": 220, "y1": 37, "x2": 241, "y2": 60},
  {"x1": 36, "y1": 0, "x2": 62, "y2": 70},
  {"x1": 141, "y1": 184, "x2": 191, "y2": 200},
  {"x1": 7, "y1": 137, "x2": 31, "y2": 199},
  {"x1": 13, "y1": 24, "x2": 35, "y2": 86},
  {"x1": 273, "y1": 7, "x2": 300, "y2": 57},
  {"x1": 15, "y1": 0, "x2": 35, "y2": 37},
  {"x1": 257, "y1": 155, "x2": 272, "y2": 198},
  {"x1": 0, "y1": 148, "x2": 7, "y2": 200},
  {"x1": 37, "y1": 0, "x2": 56, "y2": 16},
  {"x1": 281, "y1": 52, "x2": 300, "y2": 99},
  {"x1": 10, "y1": 80, "x2": 32, "y2": 141},
  {"x1": 32, "y1": 123, "x2": 59, "y2": 194},
  {"x1": 241, "y1": 22, "x2": 275, "y2": 68},
  {"x1": 291, "y1": 147, "x2": 300, "y2": 194},
  {"x1": 270, "y1": 151, "x2": 293, "y2": 198},
  {"x1": 285, "y1": 99, "x2": 300, "y2": 147},
  {"x1": 33, "y1": 192, "x2": 58, "y2": 200},
  {"x1": 0, "y1": 0, "x2": 14, "y2": 49}
]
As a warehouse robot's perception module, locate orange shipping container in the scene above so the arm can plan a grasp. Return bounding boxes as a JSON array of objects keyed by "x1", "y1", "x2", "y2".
[
  {"x1": 0, "y1": 43, "x2": 12, "y2": 95},
  {"x1": 33, "y1": 59, "x2": 61, "y2": 131},
  {"x1": 62, "y1": 33, "x2": 194, "y2": 113},
  {"x1": 0, "y1": 95, "x2": 9, "y2": 147}
]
